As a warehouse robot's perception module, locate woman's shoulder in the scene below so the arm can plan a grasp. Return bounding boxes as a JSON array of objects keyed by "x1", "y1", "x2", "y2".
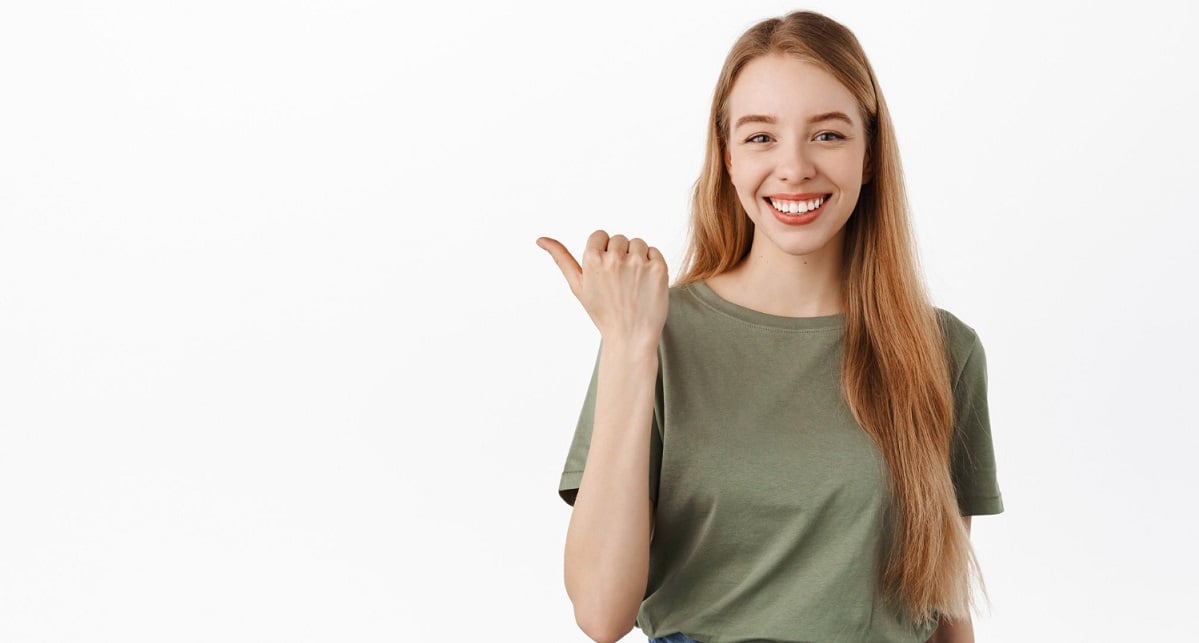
[
  {"x1": 665, "y1": 280, "x2": 708, "y2": 313},
  {"x1": 933, "y1": 306, "x2": 984, "y2": 378},
  {"x1": 667, "y1": 280, "x2": 701, "y2": 298},
  {"x1": 933, "y1": 306, "x2": 978, "y2": 338}
]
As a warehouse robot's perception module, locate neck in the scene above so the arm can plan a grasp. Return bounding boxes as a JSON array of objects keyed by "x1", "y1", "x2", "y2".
[{"x1": 719, "y1": 230, "x2": 847, "y2": 318}]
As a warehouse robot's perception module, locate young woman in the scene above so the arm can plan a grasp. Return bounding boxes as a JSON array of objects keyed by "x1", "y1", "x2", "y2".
[{"x1": 537, "y1": 10, "x2": 1003, "y2": 643}]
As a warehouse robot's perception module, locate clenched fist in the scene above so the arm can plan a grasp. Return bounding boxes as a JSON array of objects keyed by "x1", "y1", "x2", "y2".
[{"x1": 536, "y1": 230, "x2": 669, "y2": 353}]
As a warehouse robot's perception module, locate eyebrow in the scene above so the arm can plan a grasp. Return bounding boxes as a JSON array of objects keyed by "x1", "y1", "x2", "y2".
[{"x1": 733, "y1": 111, "x2": 855, "y2": 130}]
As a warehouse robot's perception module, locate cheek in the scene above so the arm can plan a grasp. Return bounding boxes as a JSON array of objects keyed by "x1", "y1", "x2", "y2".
[
  {"x1": 829, "y1": 155, "x2": 866, "y2": 186},
  {"x1": 729, "y1": 169, "x2": 763, "y2": 206},
  {"x1": 848, "y1": 146, "x2": 871, "y2": 179},
  {"x1": 728, "y1": 156, "x2": 767, "y2": 192}
]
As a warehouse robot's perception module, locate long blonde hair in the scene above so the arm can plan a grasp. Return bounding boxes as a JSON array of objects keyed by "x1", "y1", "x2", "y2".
[{"x1": 674, "y1": 10, "x2": 981, "y2": 625}]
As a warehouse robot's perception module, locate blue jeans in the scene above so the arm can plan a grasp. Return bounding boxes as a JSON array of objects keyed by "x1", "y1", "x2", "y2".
[{"x1": 649, "y1": 633, "x2": 703, "y2": 643}]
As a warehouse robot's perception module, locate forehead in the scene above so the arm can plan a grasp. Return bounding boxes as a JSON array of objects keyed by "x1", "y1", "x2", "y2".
[{"x1": 727, "y1": 54, "x2": 860, "y2": 127}]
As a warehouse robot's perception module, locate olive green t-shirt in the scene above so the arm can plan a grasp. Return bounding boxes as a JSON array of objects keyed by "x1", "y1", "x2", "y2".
[{"x1": 557, "y1": 281, "x2": 1003, "y2": 643}]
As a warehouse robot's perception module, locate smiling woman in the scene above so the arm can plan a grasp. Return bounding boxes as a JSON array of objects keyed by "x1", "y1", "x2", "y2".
[
  {"x1": 539, "y1": 10, "x2": 1003, "y2": 643},
  {"x1": 724, "y1": 55, "x2": 869, "y2": 260}
]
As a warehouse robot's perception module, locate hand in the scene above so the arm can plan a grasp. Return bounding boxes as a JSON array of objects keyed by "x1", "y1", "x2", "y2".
[{"x1": 536, "y1": 230, "x2": 669, "y2": 350}]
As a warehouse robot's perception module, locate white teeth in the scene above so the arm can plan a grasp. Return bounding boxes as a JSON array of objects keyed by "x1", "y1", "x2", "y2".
[{"x1": 770, "y1": 196, "x2": 824, "y2": 214}]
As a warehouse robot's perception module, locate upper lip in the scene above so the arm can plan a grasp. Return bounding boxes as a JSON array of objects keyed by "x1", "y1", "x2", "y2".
[{"x1": 766, "y1": 192, "x2": 830, "y2": 200}]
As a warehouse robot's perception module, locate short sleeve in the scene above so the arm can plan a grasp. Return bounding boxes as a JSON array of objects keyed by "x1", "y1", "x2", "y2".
[
  {"x1": 950, "y1": 332, "x2": 1004, "y2": 516},
  {"x1": 557, "y1": 341, "x2": 664, "y2": 508}
]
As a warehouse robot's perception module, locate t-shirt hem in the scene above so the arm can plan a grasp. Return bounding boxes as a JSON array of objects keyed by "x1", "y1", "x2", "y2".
[
  {"x1": 959, "y1": 494, "x2": 1004, "y2": 516},
  {"x1": 559, "y1": 470, "x2": 583, "y2": 505},
  {"x1": 560, "y1": 470, "x2": 658, "y2": 507}
]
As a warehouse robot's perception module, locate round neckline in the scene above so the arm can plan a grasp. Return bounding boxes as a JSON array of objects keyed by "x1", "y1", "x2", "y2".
[{"x1": 687, "y1": 280, "x2": 846, "y2": 331}]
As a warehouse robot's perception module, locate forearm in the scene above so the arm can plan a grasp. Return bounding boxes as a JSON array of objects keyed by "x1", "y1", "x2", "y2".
[{"x1": 564, "y1": 340, "x2": 658, "y2": 642}]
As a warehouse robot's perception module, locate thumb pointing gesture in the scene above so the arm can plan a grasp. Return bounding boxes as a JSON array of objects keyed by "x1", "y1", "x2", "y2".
[
  {"x1": 537, "y1": 230, "x2": 669, "y2": 350},
  {"x1": 536, "y1": 236, "x2": 583, "y2": 300}
]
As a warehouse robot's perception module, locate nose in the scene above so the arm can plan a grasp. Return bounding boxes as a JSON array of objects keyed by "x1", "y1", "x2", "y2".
[{"x1": 775, "y1": 142, "x2": 816, "y2": 183}]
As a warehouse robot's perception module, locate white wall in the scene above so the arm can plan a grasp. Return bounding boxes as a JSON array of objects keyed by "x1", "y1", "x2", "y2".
[{"x1": 1, "y1": 0, "x2": 1195, "y2": 640}]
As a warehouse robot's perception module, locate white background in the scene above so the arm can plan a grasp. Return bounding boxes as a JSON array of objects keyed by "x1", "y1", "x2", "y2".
[{"x1": 1, "y1": 0, "x2": 1196, "y2": 641}]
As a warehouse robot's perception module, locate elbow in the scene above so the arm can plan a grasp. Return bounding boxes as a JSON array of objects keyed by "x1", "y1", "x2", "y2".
[
  {"x1": 573, "y1": 608, "x2": 635, "y2": 643},
  {"x1": 566, "y1": 586, "x2": 638, "y2": 643}
]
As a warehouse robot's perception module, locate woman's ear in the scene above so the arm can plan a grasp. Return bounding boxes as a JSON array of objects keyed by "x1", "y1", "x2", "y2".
[{"x1": 861, "y1": 150, "x2": 873, "y2": 184}]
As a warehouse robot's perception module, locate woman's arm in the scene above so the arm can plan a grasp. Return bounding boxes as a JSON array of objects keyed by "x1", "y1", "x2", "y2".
[
  {"x1": 540, "y1": 232, "x2": 668, "y2": 643},
  {"x1": 563, "y1": 341, "x2": 658, "y2": 643},
  {"x1": 927, "y1": 516, "x2": 974, "y2": 643}
]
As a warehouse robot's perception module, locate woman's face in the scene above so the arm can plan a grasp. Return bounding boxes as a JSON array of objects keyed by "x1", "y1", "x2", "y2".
[{"x1": 724, "y1": 54, "x2": 871, "y2": 262}]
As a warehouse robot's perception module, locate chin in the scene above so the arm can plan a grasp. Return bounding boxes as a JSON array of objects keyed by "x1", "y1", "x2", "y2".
[
  {"x1": 762, "y1": 223, "x2": 847, "y2": 258},
  {"x1": 779, "y1": 241, "x2": 834, "y2": 257}
]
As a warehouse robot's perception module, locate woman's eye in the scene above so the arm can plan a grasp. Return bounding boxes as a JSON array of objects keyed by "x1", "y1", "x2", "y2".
[
  {"x1": 746, "y1": 134, "x2": 772, "y2": 144},
  {"x1": 815, "y1": 132, "x2": 845, "y2": 142}
]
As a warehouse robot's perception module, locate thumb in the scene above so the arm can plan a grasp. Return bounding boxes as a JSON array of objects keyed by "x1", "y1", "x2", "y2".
[{"x1": 536, "y1": 237, "x2": 582, "y2": 298}]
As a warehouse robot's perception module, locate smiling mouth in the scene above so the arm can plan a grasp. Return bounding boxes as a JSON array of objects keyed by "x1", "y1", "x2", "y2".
[{"x1": 765, "y1": 194, "x2": 832, "y2": 216}]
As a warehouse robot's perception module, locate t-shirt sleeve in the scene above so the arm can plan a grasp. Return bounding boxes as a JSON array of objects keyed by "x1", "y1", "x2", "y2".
[
  {"x1": 557, "y1": 341, "x2": 664, "y2": 508},
  {"x1": 950, "y1": 331, "x2": 1005, "y2": 516}
]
